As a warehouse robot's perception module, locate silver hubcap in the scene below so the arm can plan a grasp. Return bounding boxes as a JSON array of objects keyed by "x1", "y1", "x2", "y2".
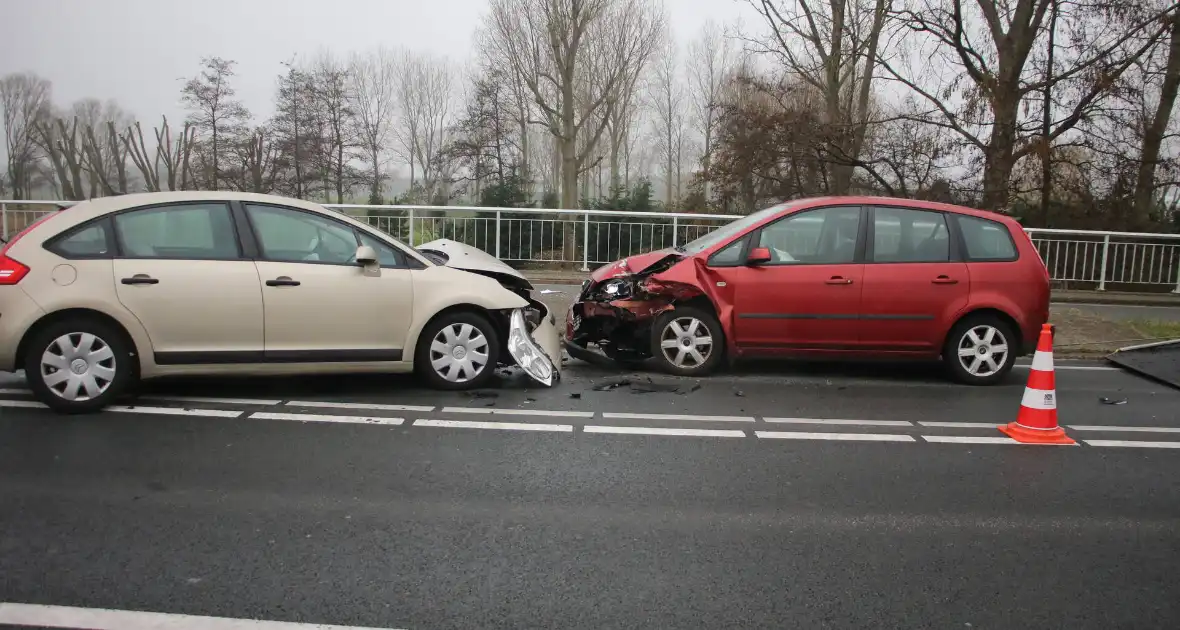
[
  {"x1": 956, "y1": 325, "x2": 1009, "y2": 377},
  {"x1": 659, "y1": 317, "x2": 713, "y2": 368},
  {"x1": 429, "y1": 323, "x2": 490, "y2": 383},
  {"x1": 40, "y1": 332, "x2": 117, "y2": 401}
]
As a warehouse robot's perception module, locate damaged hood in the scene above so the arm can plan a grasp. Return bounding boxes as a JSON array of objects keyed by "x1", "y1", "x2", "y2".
[
  {"x1": 591, "y1": 248, "x2": 684, "y2": 281},
  {"x1": 417, "y1": 239, "x2": 533, "y2": 290}
]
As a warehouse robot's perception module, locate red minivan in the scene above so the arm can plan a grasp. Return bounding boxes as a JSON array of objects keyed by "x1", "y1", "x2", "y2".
[{"x1": 564, "y1": 196, "x2": 1050, "y2": 385}]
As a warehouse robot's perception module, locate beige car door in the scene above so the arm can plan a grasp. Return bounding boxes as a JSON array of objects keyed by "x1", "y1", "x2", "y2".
[
  {"x1": 244, "y1": 203, "x2": 413, "y2": 362},
  {"x1": 111, "y1": 201, "x2": 265, "y2": 364}
]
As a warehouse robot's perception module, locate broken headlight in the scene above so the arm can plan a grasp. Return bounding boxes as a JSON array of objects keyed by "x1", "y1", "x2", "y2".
[
  {"x1": 597, "y1": 278, "x2": 634, "y2": 300},
  {"x1": 508, "y1": 309, "x2": 557, "y2": 386}
]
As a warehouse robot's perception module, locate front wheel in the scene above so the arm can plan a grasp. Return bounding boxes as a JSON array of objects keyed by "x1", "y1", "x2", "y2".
[
  {"x1": 415, "y1": 311, "x2": 501, "y2": 390},
  {"x1": 23, "y1": 317, "x2": 136, "y2": 414},
  {"x1": 650, "y1": 307, "x2": 724, "y2": 377},
  {"x1": 943, "y1": 315, "x2": 1018, "y2": 386}
]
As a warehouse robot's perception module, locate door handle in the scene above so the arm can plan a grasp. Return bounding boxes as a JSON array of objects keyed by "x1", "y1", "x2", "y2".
[
  {"x1": 931, "y1": 275, "x2": 959, "y2": 284},
  {"x1": 266, "y1": 277, "x2": 301, "y2": 287},
  {"x1": 120, "y1": 274, "x2": 159, "y2": 285},
  {"x1": 825, "y1": 276, "x2": 853, "y2": 285}
]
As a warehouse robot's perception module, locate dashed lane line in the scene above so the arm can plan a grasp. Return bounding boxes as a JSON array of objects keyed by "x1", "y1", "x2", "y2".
[
  {"x1": 765, "y1": 417, "x2": 913, "y2": 427},
  {"x1": 601, "y1": 412, "x2": 755, "y2": 423},
  {"x1": 285, "y1": 400, "x2": 435, "y2": 412},
  {"x1": 918, "y1": 421, "x2": 1000, "y2": 428},
  {"x1": 1083, "y1": 439, "x2": 1180, "y2": 449},
  {"x1": 108, "y1": 405, "x2": 243, "y2": 418},
  {"x1": 251, "y1": 412, "x2": 404, "y2": 426},
  {"x1": 922, "y1": 435, "x2": 1058, "y2": 445},
  {"x1": 1069, "y1": 425, "x2": 1180, "y2": 433},
  {"x1": 440, "y1": 406, "x2": 595, "y2": 418},
  {"x1": 584, "y1": 425, "x2": 746, "y2": 438},
  {"x1": 414, "y1": 419, "x2": 574, "y2": 432},
  {"x1": 141, "y1": 394, "x2": 284, "y2": 406},
  {"x1": 755, "y1": 431, "x2": 916, "y2": 442},
  {"x1": 0, "y1": 602, "x2": 401, "y2": 630}
]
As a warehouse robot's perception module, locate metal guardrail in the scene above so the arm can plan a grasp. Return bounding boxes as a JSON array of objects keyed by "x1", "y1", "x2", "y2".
[{"x1": 3, "y1": 199, "x2": 1180, "y2": 292}]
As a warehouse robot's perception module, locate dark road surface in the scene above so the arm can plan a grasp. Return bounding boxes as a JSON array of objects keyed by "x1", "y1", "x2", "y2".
[{"x1": 2, "y1": 360, "x2": 1179, "y2": 629}]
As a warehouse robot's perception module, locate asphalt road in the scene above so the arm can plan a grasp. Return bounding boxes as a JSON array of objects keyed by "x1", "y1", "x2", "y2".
[{"x1": 2, "y1": 361, "x2": 1179, "y2": 629}]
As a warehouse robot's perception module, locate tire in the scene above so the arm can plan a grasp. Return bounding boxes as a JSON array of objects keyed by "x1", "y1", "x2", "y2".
[
  {"x1": 649, "y1": 306, "x2": 725, "y2": 377},
  {"x1": 23, "y1": 317, "x2": 136, "y2": 414},
  {"x1": 415, "y1": 311, "x2": 501, "y2": 390},
  {"x1": 943, "y1": 314, "x2": 1018, "y2": 386}
]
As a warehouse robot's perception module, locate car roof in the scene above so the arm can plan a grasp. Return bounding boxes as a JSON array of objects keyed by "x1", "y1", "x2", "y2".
[{"x1": 791, "y1": 196, "x2": 1018, "y2": 225}]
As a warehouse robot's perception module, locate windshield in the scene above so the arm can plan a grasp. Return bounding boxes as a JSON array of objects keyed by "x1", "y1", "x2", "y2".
[{"x1": 679, "y1": 202, "x2": 798, "y2": 255}]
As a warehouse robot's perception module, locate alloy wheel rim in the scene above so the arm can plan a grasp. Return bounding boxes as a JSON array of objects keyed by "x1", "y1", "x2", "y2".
[
  {"x1": 956, "y1": 325, "x2": 1009, "y2": 377},
  {"x1": 659, "y1": 317, "x2": 713, "y2": 368},
  {"x1": 40, "y1": 332, "x2": 117, "y2": 401}
]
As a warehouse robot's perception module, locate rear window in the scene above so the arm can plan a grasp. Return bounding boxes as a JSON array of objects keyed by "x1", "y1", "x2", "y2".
[{"x1": 955, "y1": 215, "x2": 1018, "y2": 261}]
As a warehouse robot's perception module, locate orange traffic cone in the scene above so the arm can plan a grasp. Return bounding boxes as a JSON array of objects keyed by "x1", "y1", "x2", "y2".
[{"x1": 999, "y1": 324, "x2": 1075, "y2": 445}]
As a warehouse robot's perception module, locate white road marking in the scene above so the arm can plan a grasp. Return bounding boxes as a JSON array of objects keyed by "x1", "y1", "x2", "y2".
[
  {"x1": 1069, "y1": 425, "x2": 1180, "y2": 433},
  {"x1": 1085, "y1": 439, "x2": 1180, "y2": 449},
  {"x1": 141, "y1": 394, "x2": 284, "y2": 406},
  {"x1": 251, "y1": 412, "x2": 404, "y2": 426},
  {"x1": 765, "y1": 417, "x2": 913, "y2": 427},
  {"x1": 755, "y1": 431, "x2": 915, "y2": 442},
  {"x1": 0, "y1": 602, "x2": 401, "y2": 629},
  {"x1": 584, "y1": 425, "x2": 746, "y2": 437},
  {"x1": 286, "y1": 400, "x2": 435, "y2": 412},
  {"x1": 108, "y1": 405, "x2": 243, "y2": 418},
  {"x1": 1015, "y1": 364, "x2": 1117, "y2": 371},
  {"x1": 414, "y1": 419, "x2": 573, "y2": 432},
  {"x1": 440, "y1": 406, "x2": 594, "y2": 418},
  {"x1": 921, "y1": 435, "x2": 1021, "y2": 444},
  {"x1": 0, "y1": 388, "x2": 30, "y2": 395},
  {"x1": 601, "y1": 412, "x2": 754, "y2": 423},
  {"x1": 0, "y1": 399, "x2": 46, "y2": 409},
  {"x1": 918, "y1": 421, "x2": 1000, "y2": 428}
]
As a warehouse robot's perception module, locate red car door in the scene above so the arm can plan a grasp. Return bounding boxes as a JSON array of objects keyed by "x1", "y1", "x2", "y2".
[
  {"x1": 858, "y1": 205, "x2": 970, "y2": 352},
  {"x1": 723, "y1": 205, "x2": 867, "y2": 352}
]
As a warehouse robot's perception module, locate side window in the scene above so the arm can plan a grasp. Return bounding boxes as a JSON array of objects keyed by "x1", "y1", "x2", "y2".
[
  {"x1": 956, "y1": 215, "x2": 1018, "y2": 261},
  {"x1": 246, "y1": 204, "x2": 359, "y2": 265},
  {"x1": 115, "y1": 203, "x2": 239, "y2": 260},
  {"x1": 708, "y1": 237, "x2": 746, "y2": 266},
  {"x1": 47, "y1": 221, "x2": 112, "y2": 258},
  {"x1": 757, "y1": 206, "x2": 861, "y2": 264},
  {"x1": 357, "y1": 230, "x2": 405, "y2": 267},
  {"x1": 872, "y1": 207, "x2": 950, "y2": 263}
]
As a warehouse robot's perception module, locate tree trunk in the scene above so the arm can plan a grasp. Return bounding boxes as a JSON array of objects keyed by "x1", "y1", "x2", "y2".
[
  {"x1": 1134, "y1": 15, "x2": 1180, "y2": 227},
  {"x1": 981, "y1": 98, "x2": 1020, "y2": 211}
]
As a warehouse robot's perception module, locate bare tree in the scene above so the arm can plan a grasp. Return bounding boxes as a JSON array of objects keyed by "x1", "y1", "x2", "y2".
[
  {"x1": 485, "y1": 0, "x2": 666, "y2": 209},
  {"x1": 686, "y1": 20, "x2": 737, "y2": 200},
  {"x1": 309, "y1": 52, "x2": 360, "y2": 203},
  {"x1": 394, "y1": 51, "x2": 457, "y2": 202},
  {"x1": 349, "y1": 47, "x2": 400, "y2": 203},
  {"x1": 181, "y1": 57, "x2": 251, "y2": 190},
  {"x1": 271, "y1": 60, "x2": 318, "y2": 199},
  {"x1": 741, "y1": 0, "x2": 891, "y2": 195},
  {"x1": 650, "y1": 36, "x2": 689, "y2": 206},
  {"x1": 1133, "y1": 12, "x2": 1180, "y2": 222},
  {"x1": 1, "y1": 72, "x2": 51, "y2": 199}
]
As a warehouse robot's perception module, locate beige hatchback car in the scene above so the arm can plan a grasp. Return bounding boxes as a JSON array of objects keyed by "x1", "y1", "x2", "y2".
[{"x1": 0, "y1": 192, "x2": 561, "y2": 413}]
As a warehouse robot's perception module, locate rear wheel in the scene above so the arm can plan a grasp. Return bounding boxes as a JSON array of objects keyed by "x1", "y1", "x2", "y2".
[
  {"x1": 650, "y1": 306, "x2": 724, "y2": 377},
  {"x1": 23, "y1": 317, "x2": 136, "y2": 414},
  {"x1": 415, "y1": 311, "x2": 501, "y2": 390},
  {"x1": 943, "y1": 314, "x2": 1017, "y2": 386}
]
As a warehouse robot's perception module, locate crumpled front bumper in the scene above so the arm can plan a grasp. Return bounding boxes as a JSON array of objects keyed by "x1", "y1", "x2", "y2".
[{"x1": 507, "y1": 307, "x2": 562, "y2": 386}]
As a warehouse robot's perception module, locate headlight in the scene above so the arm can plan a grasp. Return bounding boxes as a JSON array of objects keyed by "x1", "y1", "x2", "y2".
[
  {"x1": 508, "y1": 309, "x2": 557, "y2": 386},
  {"x1": 599, "y1": 278, "x2": 633, "y2": 299}
]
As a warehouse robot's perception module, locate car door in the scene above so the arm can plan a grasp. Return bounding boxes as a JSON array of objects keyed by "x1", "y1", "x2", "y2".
[
  {"x1": 111, "y1": 201, "x2": 265, "y2": 364},
  {"x1": 243, "y1": 203, "x2": 413, "y2": 362},
  {"x1": 858, "y1": 205, "x2": 969, "y2": 352},
  {"x1": 722, "y1": 205, "x2": 867, "y2": 352}
]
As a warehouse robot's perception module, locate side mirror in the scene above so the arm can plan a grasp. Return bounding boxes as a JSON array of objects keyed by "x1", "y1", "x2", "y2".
[
  {"x1": 746, "y1": 247, "x2": 772, "y2": 265},
  {"x1": 356, "y1": 245, "x2": 378, "y2": 266}
]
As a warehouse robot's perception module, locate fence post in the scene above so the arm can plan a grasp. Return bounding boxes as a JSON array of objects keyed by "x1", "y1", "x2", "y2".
[
  {"x1": 581, "y1": 212, "x2": 590, "y2": 272},
  {"x1": 408, "y1": 208, "x2": 415, "y2": 246},
  {"x1": 672, "y1": 216, "x2": 679, "y2": 248},
  {"x1": 495, "y1": 211, "x2": 502, "y2": 259},
  {"x1": 1, "y1": 203, "x2": 7, "y2": 242},
  {"x1": 1098, "y1": 234, "x2": 1110, "y2": 292}
]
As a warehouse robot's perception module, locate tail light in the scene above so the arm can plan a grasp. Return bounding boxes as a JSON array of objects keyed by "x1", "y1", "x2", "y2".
[
  {"x1": 0, "y1": 255, "x2": 29, "y2": 285},
  {"x1": 0, "y1": 210, "x2": 60, "y2": 286}
]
